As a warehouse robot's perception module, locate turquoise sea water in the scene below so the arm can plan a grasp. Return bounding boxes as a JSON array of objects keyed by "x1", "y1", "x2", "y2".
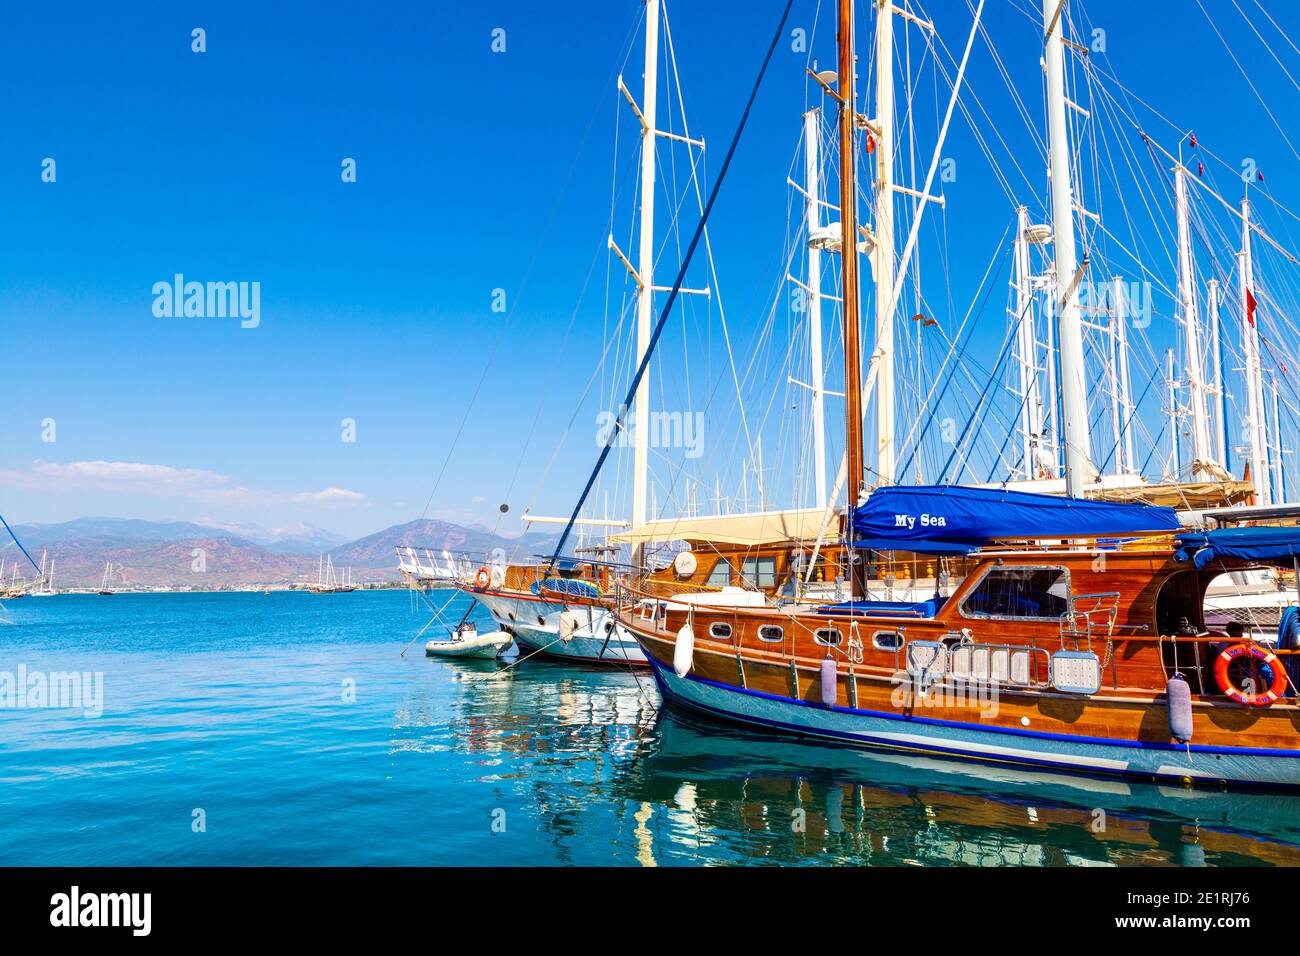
[{"x1": 1, "y1": 589, "x2": 1298, "y2": 866}]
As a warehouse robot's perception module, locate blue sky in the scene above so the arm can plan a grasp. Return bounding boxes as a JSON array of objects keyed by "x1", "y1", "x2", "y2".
[{"x1": 3, "y1": 0, "x2": 1299, "y2": 541}]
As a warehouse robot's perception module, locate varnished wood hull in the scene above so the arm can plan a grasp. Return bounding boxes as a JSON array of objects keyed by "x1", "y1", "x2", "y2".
[{"x1": 634, "y1": 629, "x2": 1300, "y2": 789}]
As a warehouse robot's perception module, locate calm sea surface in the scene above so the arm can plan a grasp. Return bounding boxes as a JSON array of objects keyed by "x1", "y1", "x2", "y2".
[{"x1": 1, "y1": 589, "x2": 1298, "y2": 866}]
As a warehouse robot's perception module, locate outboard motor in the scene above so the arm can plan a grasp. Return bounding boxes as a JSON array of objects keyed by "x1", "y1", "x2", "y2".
[{"x1": 1167, "y1": 673, "x2": 1193, "y2": 744}]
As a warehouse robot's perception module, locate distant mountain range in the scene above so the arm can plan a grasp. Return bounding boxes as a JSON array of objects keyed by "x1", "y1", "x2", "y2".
[{"x1": 0, "y1": 516, "x2": 562, "y2": 589}]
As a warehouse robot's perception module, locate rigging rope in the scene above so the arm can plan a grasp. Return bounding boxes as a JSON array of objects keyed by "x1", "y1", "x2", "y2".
[{"x1": 0, "y1": 514, "x2": 43, "y2": 577}]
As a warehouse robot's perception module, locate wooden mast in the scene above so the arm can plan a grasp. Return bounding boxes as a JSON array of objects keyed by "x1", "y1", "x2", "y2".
[
  {"x1": 838, "y1": 0, "x2": 863, "y2": 512},
  {"x1": 837, "y1": 0, "x2": 865, "y2": 597}
]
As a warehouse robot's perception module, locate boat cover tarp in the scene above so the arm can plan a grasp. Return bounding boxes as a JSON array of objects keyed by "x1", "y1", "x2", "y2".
[
  {"x1": 815, "y1": 598, "x2": 941, "y2": 618},
  {"x1": 608, "y1": 508, "x2": 831, "y2": 546},
  {"x1": 531, "y1": 578, "x2": 602, "y2": 599},
  {"x1": 850, "y1": 485, "x2": 1182, "y2": 555},
  {"x1": 1174, "y1": 526, "x2": 1300, "y2": 570}
]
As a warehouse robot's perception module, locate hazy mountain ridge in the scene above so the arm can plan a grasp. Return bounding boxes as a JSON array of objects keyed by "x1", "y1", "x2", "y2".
[{"x1": 2, "y1": 516, "x2": 563, "y2": 588}]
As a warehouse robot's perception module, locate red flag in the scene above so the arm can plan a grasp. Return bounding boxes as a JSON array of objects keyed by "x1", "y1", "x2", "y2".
[
  {"x1": 1190, "y1": 132, "x2": 1198, "y2": 148},
  {"x1": 1197, "y1": 161, "x2": 1204, "y2": 177},
  {"x1": 1247, "y1": 288, "x2": 1258, "y2": 327},
  {"x1": 1258, "y1": 170, "x2": 1266, "y2": 182}
]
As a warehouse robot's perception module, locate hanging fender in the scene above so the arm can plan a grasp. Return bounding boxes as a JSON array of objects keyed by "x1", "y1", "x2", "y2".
[
  {"x1": 1214, "y1": 642, "x2": 1288, "y2": 707},
  {"x1": 820, "y1": 657, "x2": 838, "y2": 708},
  {"x1": 674, "y1": 624, "x2": 695, "y2": 678},
  {"x1": 1166, "y1": 673, "x2": 1193, "y2": 743}
]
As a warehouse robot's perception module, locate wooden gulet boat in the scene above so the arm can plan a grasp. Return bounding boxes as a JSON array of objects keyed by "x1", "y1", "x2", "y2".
[{"x1": 611, "y1": 486, "x2": 1300, "y2": 789}]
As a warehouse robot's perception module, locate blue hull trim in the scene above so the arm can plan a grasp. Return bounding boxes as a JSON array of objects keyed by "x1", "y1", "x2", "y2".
[{"x1": 644, "y1": 654, "x2": 1300, "y2": 789}]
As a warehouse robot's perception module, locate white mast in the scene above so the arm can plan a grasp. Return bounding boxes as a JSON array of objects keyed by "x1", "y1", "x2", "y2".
[
  {"x1": 1271, "y1": 376, "x2": 1285, "y2": 501},
  {"x1": 1113, "y1": 275, "x2": 1135, "y2": 474},
  {"x1": 1239, "y1": 197, "x2": 1271, "y2": 504},
  {"x1": 1174, "y1": 165, "x2": 1214, "y2": 478},
  {"x1": 1106, "y1": 290, "x2": 1123, "y2": 475},
  {"x1": 1042, "y1": 0, "x2": 1092, "y2": 495},
  {"x1": 1165, "y1": 349, "x2": 1180, "y2": 481},
  {"x1": 632, "y1": 0, "x2": 660, "y2": 542},
  {"x1": 873, "y1": 0, "x2": 897, "y2": 485},
  {"x1": 803, "y1": 108, "x2": 829, "y2": 508},
  {"x1": 1014, "y1": 207, "x2": 1044, "y2": 478},
  {"x1": 1207, "y1": 278, "x2": 1228, "y2": 468}
]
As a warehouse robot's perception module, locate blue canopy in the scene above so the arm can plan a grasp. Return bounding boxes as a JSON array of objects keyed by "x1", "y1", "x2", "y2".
[
  {"x1": 850, "y1": 485, "x2": 1182, "y2": 554},
  {"x1": 1175, "y1": 526, "x2": 1300, "y2": 570}
]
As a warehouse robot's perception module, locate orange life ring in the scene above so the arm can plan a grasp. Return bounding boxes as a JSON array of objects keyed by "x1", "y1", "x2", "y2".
[
  {"x1": 1213, "y1": 642, "x2": 1288, "y2": 707},
  {"x1": 474, "y1": 567, "x2": 491, "y2": 589}
]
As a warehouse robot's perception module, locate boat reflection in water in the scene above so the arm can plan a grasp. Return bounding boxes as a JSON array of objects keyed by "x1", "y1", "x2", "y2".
[
  {"x1": 611, "y1": 710, "x2": 1300, "y2": 867},
  {"x1": 392, "y1": 650, "x2": 1300, "y2": 866}
]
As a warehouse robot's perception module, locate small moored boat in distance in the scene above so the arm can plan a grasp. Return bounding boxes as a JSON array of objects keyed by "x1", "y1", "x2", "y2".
[
  {"x1": 308, "y1": 555, "x2": 356, "y2": 594},
  {"x1": 97, "y1": 561, "x2": 120, "y2": 595},
  {"x1": 30, "y1": 552, "x2": 56, "y2": 597}
]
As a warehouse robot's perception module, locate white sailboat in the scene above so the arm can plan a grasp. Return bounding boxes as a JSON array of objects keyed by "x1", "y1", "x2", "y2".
[
  {"x1": 308, "y1": 554, "x2": 356, "y2": 593},
  {"x1": 30, "y1": 551, "x2": 56, "y2": 597}
]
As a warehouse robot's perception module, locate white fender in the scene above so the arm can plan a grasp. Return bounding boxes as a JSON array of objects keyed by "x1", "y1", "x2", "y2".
[
  {"x1": 674, "y1": 624, "x2": 695, "y2": 677},
  {"x1": 558, "y1": 610, "x2": 580, "y2": 643},
  {"x1": 489, "y1": 565, "x2": 506, "y2": 589}
]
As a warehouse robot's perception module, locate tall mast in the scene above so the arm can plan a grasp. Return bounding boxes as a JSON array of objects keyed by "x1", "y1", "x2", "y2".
[
  {"x1": 873, "y1": 0, "x2": 896, "y2": 485},
  {"x1": 1106, "y1": 284, "x2": 1122, "y2": 476},
  {"x1": 632, "y1": 0, "x2": 660, "y2": 542},
  {"x1": 1271, "y1": 376, "x2": 1285, "y2": 502},
  {"x1": 1165, "y1": 349, "x2": 1180, "y2": 481},
  {"x1": 1240, "y1": 197, "x2": 1271, "y2": 504},
  {"x1": 1207, "y1": 278, "x2": 1229, "y2": 470},
  {"x1": 1113, "y1": 275, "x2": 1135, "y2": 474},
  {"x1": 1042, "y1": 0, "x2": 1092, "y2": 495},
  {"x1": 839, "y1": 0, "x2": 864, "y2": 511},
  {"x1": 1014, "y1": 207, "x2": 1044, "y2": 478},
  {"x1": 1175, "y1": 165, "x2": 1213, "y2": 478},
  {"x1": 804, "y1": 108, "x2": 829, "y2": 509}
]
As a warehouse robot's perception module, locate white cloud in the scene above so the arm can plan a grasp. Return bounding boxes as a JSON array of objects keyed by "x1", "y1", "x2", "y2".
[
  {"x1": 293, "y1": 487, "x2": 366, "y2": 504},
  {"x1": 32, "y1": 460, "x2": 229, "y2": 487},
  {"x1": 3, "y1": 460, "x2": 365, "y2": 507}
]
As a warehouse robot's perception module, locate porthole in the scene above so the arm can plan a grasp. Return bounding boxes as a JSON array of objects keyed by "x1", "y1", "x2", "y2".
[
  {"x1": 872, "y1": 630, "x2": 903, "y2": 650},
  {"x1": 814, "y1": 627, "x2": 842, "y2": 647},
  {"x1": 758, "y1": 625, "x2": 784, "y2": 643},
  {"x1": 709, "y1": 622, "x2": 733, "y2": 640}
]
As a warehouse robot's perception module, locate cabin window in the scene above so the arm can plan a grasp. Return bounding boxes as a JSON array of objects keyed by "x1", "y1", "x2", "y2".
[
  {"x1": 709, "y1": 622, "x2": 733, "y2": 640},
  {"x1": 742, "y1": 557, "x2": 778, "y2": 589},
  {"x1": 873, "y1": 630, "x2": 904, "y2": 650},
  {"x1": 790, "y1": 550, "x2": 825, "y2": 582},
  {"x1": 706, "y1": 560, "x2": 732, "y2": 588},
  {"x1": 814, "y1": 627, "x2": 842, "y2": 647},
  {"x1": 758, "y1": 624, "x2": 784, "y2": 643},
  {"x1": 962, "y1": 567, "x2": 1069, "y2": 620}
]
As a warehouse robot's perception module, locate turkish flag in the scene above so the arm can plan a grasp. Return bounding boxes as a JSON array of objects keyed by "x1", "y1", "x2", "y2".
[{"x1": 1247, "y1": 287, "x2": 1258, "y2": 327}]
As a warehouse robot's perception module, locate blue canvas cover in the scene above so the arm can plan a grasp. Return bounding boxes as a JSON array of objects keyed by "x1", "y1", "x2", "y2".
[
  {"x1": 1174, "y1": 526, "x2": 1300, "y2": 570},
  {"x1": 850, "y1": 485, "x2": 1181, "y2": 553},
  {"x1": 815, "y1": 598, "x2": 941, "y2": 618}
]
